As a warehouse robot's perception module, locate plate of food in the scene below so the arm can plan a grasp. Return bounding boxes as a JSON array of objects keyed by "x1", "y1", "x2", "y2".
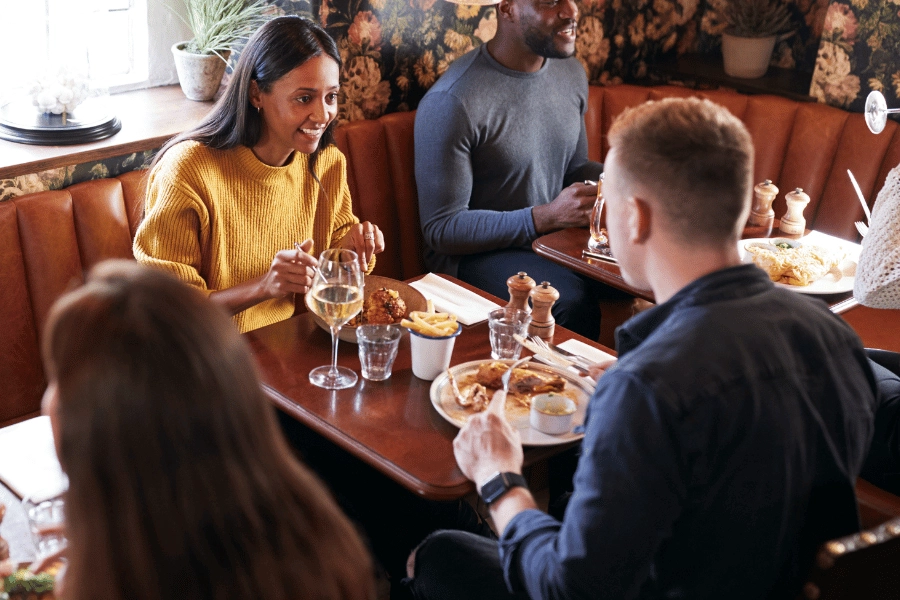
[
  {"x1": 740, "y1": 236, "x2": 860, "y2": 294},
  {"x1": 429, "y1": 359, "x2": 594, "y2": 446},
  {"x1": 311, "y1": 275, "x2": 427, "y2": 343}
]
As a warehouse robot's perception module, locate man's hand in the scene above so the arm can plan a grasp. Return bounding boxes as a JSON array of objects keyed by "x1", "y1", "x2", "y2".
[
  {"x1": 453, "y1": 389, "x2": 524, "y2": 489},
  {"x1": 587, "y1": 358, "x2": 618, "y2": 380},
  {"x1": 532, "y1": 181, "x2": 597, "y2": 234}
]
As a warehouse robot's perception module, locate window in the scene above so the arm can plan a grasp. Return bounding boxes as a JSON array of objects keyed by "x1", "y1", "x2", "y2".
[{"x1": 0, "y1": 0, "x2": 149, "y2": 95}]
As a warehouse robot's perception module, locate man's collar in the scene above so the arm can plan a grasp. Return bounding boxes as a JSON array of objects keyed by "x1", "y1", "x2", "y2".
[{"x1": 615, "y1": 264, "x2": 772, "y2": 356}]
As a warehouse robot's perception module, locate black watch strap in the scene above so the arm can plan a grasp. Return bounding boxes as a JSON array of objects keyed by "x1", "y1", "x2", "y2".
[{"x1": 479, "y1": 472, "x2": 527, "y2": 506}]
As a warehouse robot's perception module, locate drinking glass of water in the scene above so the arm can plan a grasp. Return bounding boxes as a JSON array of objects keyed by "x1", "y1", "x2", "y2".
[
  {"x1": 357, "y1": 324, "x2": 402, "y2": 381},
  {"x1": 24, "y1": 497, "x2": 66, "y2": 558}
]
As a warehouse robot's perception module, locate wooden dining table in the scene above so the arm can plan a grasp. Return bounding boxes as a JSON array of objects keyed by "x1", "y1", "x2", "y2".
[
  {"x1": 244, "y1": 275, "x2": 603, "y2": 501},
  {"x1": 533, "y1": 227, "x2": 900, "y2": 353}
]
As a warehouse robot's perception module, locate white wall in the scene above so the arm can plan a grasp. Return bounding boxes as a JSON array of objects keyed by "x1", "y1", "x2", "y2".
[{"x1": 142, "y1": 0, "x2": 192, "y2": 90}]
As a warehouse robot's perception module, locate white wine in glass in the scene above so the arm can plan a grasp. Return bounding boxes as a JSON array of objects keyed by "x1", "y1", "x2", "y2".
[{"x1": 306, "y1": 248, "x2": 364, "y2": 389}]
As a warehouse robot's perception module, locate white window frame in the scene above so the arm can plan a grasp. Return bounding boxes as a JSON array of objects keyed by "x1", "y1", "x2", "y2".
[{"x1": 0, "y1": 0, "x2": 190, "y2": 98}]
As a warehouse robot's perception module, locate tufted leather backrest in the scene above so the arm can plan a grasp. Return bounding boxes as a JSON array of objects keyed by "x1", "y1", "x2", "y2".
[
  {"x1": 586, "y1": 84, "x2": 899, "y2": 242},
  {"x1": 0, "y1": 170, "x2": 146, "y2": 425},
  {"x1": 334, "y1": 110, "x2": 424, "y2": 280}
]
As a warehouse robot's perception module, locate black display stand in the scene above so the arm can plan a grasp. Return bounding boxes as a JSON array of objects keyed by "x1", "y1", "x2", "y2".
[{"x1": 0, "y1": 97, "x2": 121, "y2": 145}]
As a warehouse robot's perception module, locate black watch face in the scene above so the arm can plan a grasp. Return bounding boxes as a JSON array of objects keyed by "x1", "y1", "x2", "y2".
[{"x1": 481, "y1": 472, "x2": 525, "y2": 505}]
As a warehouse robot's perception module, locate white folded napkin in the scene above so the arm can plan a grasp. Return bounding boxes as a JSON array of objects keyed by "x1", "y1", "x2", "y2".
[
  {"x1": 529, "y1": 338, "x2": 616, "y2": 383},
  {"x1": 555, "y1": 338, "x2": 617, "y2": 364},
  {"x1": 409, "y1": 273, "x2": 502, "y2": 325}
]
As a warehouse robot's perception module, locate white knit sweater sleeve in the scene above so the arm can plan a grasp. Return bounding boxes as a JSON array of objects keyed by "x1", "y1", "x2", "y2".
[{"x1": 854, "y1": 164, "x2": 900, "y2": 308}]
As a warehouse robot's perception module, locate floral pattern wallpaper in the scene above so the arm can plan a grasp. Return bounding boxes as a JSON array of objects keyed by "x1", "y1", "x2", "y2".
[
  {"x1": 809, "y1": 0, "x2": 900, "y2": 112},
  {"x1": 0, "y1": 150, "x2": 154, "y2": 203},
  {"x1": 5, "y1": 0, "x2": 896, "y2": 200}
]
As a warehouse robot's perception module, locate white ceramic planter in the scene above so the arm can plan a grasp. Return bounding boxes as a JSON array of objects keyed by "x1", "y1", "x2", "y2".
[
  {"x1": 721, "y1": 33, "x2": 777, "y2": 79},
  {"x1": 171, "y1": 42, "x2": 230, "y2": 102}
]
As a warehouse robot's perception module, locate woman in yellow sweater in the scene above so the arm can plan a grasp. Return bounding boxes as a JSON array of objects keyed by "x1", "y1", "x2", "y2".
[{"x1": 134, "y1": 16, "x2": 384, "y2": 333}]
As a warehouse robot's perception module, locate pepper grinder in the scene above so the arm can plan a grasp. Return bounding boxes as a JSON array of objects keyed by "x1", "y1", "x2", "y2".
[
  {"x1": 528, "y1": 281, "x2": 559, "y2": 341},
  {"x1": 746, "y1": 179, "x2": 778, "y2": 237},
  {"x1": 507, "y1": 271, "x2": 535, "y2": 313},
  {"x1": 779, "y1": 187, "x2": 810, "y2": 236}
]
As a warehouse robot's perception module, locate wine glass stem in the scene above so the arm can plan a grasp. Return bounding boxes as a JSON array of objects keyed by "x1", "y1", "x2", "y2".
[{"x1": 329, "y1": 326, "x2": 341, "y2": 377}]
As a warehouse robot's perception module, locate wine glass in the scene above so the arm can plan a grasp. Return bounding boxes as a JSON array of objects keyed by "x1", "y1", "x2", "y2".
[
  {"x1": 587, "y1": 172, "x2": 608, "y2": 251},
  {"x1": 864, "y1": 90, "x2": 900, "y2": 135},
  {"x1": 306, "y1": 248, "x2": 364, "y2": 389}
]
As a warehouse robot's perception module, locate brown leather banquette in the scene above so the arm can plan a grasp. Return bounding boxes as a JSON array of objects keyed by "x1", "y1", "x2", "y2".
[{"x1": 2, "y1": 83, "x2": 899, "y2": 426}]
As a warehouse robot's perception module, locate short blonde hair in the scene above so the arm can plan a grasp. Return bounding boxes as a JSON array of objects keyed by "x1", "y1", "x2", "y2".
[{"x1": 607, "y1": 97, "x2": 754, "y2": 244}]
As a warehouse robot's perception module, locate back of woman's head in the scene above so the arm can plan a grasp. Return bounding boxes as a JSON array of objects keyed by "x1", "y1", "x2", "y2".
[
  {"x1": 44, "y1": 260, "x2": 374, "y2": 600},
  {"x1": 154, "y1": 16, "x2": 342, "y2": 169}
]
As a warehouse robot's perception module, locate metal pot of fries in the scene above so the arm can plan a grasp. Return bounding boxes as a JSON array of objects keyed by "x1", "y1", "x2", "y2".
[{"x1": 403, "y1": 302, "x2": 461, "y2": 381}]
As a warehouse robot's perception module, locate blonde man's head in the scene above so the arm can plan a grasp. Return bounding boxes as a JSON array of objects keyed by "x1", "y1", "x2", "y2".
[{"x1": 607, "y1": 97, "x2": 754, "y2": 245}]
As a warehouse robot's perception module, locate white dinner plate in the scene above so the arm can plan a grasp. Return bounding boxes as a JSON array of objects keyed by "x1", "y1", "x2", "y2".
[
  {"x1": 740, "y1": 235, "x2": 861, "y2": 295},
  {"x1": 429, "y1": 359, "x2": 594, "y2": 446}
]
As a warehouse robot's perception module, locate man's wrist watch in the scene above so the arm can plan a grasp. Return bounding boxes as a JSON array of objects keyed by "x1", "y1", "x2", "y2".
[{"x1": 479, "y1": 471, "x2": 527, "y2": 506}]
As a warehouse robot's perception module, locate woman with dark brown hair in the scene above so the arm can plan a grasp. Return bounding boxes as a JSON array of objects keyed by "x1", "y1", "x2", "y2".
[{"x1": 41, "y1": 259, "x2": 375, "y2": 600}]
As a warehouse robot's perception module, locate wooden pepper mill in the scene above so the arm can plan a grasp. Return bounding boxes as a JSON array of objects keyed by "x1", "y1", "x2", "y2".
[
  {"x1": 746, "y1": 179, "x2": 778, "y2": 237},
  {"x1": 528, "y1": 281, "x2": 559, "y2": 341},
  {"x1": 779, "y1": 187, "x2": 810, "y2": 236},
  {"x1": 507, "y1": 271, "x2": 535, "y2": 313}
]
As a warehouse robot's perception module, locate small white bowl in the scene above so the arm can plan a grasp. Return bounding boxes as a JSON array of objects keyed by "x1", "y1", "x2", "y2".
[{"x1": 530, "y1": 393, "x2": 576, "y2": 435}]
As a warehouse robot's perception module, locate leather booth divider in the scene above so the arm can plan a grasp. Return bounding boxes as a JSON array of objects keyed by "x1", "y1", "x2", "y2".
[{"x1": 2, "y1": 84, "x2": 899, "y2": 426}]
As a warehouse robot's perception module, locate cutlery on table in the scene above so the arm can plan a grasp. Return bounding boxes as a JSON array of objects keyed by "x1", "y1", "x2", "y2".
[
  {"x1": 855, "y1": 221, "x2": 869, "y2": 238},
  {"x1": 530, "y1": 336, "x2": 598, "y2": 371},
  {"x1": 514, "y1": 335, "x2": 591, "y2": 376},
  {"x1": 582, "y1": 249, "x2": 618, "y2": 264},
  {"x1": 847, "y1": 169, "x2": 872, "y2": 223}
]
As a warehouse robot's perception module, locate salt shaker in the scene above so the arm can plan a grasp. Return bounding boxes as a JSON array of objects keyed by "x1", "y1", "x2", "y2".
[
  {"x1": 746, "y1": 179, "x2": 778, "y2": 237},
  {"x1": 779, "y1": 187, "x2": 810, "y2": 236},
  {"x1": 528, "y1": 281, "x2": 559, "y2": 341},
  {"x1": 507, "y1": 272, "x2": 535, "y2": 313}
]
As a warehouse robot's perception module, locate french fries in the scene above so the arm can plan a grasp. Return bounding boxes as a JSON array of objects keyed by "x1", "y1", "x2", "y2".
[{"x1": 401, "y1": 300, "x2": 459, "y2": 337}]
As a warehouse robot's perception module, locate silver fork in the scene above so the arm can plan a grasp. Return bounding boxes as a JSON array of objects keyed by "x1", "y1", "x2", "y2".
[
  {"x1": 855, "y1": 221, "x2": 869, "y2": 238},
  {"x1": 501, "y1": 356, "x2": 532, "y2": 396}
]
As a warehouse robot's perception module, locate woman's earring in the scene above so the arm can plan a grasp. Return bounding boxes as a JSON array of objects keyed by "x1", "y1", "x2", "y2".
[{"x1": 256, "y1": 105, "x2": 261, "y2": 114}]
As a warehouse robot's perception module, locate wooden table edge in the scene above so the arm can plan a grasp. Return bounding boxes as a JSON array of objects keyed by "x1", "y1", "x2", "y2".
[
  {"x1": 531, "y1": 230, "x2": 655, "y2": 302},
  {"x1": 262, "y1": 383, "x2": 476, "y2": 501}
]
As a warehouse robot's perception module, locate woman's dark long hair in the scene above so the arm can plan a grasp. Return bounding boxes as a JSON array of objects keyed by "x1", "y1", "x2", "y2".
[
  {"x1": 154, "y1": 16, "x2": 342, "y2": 174},
  {"x1": 43, "y1": 260, "x2": 374, "y2": 600}
]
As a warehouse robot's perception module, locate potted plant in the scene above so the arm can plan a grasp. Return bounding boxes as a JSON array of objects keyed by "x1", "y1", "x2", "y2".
[
  {"x1": 721, "y1": 0, "x2": 792, "y2": 79},
  {"x1": 171, "y1": 0, "x2": 270, "y2": 101}
]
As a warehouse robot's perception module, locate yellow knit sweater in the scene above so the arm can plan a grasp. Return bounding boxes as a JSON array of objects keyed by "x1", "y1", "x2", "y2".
[{"x1": 134, "y1": 141, "x2": 362, "y2": 333}]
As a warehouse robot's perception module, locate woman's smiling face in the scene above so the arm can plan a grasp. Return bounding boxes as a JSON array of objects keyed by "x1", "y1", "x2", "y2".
[{"x1": 252, "y1": 54, "x2": 340, "y2": 163}]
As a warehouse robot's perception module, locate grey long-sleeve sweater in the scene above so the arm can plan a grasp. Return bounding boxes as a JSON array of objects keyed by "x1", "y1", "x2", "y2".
[{"x1": 414, "y1": 44, "x2": 602, "y2": 276}]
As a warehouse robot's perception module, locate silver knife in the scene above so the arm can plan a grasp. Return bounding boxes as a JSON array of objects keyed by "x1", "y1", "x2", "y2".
[{"x1": 847, "y1": 169, "x2": 871, "y2": 223}]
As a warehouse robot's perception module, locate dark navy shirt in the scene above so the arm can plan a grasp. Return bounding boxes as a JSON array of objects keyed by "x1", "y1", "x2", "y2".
[{"x1": 499, "y1": 264, "x2": 876, "y2": 599}]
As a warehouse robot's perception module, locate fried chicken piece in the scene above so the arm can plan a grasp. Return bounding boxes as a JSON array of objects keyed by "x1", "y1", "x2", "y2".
[
  {"x1": 363, "y1": 288, "x2": 408, "y2": 325},
  {"x1": 474, "y1": 362, "x2": 565, "y2": 394}
]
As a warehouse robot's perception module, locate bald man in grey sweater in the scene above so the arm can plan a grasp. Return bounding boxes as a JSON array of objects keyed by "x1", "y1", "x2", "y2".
[{"x1": 414, "y1": 0, "x2": 608, "y2": 340}]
